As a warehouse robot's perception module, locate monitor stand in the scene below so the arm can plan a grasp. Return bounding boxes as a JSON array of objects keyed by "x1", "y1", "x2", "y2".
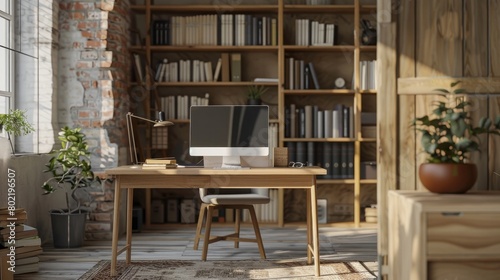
[{"x1": 220, "y1": 156, "x2": 244, "y2": 169}]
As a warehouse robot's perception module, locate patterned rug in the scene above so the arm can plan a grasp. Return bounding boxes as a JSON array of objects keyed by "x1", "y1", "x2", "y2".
[{"x1": 78, "y1": 259, "x2": 377, "y2": 280}]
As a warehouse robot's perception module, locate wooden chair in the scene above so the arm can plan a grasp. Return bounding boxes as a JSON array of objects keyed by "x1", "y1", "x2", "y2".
[{"x1": 193, "y1": 188, "x2": 270, "y2": 261}]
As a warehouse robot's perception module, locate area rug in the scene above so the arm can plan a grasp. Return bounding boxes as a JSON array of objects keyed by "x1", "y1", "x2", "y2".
[{"x1": 78, "y1": 259, "x2": 377, "y2": 280}]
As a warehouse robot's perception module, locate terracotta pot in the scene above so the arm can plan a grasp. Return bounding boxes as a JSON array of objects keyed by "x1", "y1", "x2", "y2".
[{"x1": 418, "y1": 163, "x2": 477, "y2": 194}]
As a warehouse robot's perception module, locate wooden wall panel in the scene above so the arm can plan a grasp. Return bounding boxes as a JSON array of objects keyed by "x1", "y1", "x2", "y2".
[
  {"x1": 414, "y1": 0, "x2": 463, "y2": 190},
  {"x1": 415, "y1": 0, "x2": 463, "y2": 77},
  {"x1": 376, "y1": 21, "x2": 397, "y2": 258},
  {"x1": 490, "y1": 97, "x2": 500, "y2": 190},
  {"x1": 490, "y1": 0, "x2": 500, "y2": 190},
  {"x1": 464, "y1": 0, "x2": 488, "y2": 77},
  {"x1": 397, "y1": 0, "x2": 416, "y2": 191},
  {"x1": 490, "y1": 0, "x2": 500, "y2": 76},
  {"x1": 464, "y1": 1, "x2": 489, "y2": 189}
]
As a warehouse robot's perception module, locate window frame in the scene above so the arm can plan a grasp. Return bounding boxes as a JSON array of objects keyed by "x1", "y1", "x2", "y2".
[{"x1": 0, "y1": 0, "x2": 15, "y2": 118}]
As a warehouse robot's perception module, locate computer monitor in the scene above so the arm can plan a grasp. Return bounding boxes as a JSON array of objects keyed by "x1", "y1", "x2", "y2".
[{"x1": 189, "y1": 105, "x2": 269, "y2": 168}]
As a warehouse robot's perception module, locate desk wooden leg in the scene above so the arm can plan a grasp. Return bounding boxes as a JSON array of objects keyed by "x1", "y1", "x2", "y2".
[
  {"x1": 310, "y1": 183, "x2": 321, "y2": 277},
  {"x1": 126, "y1": 188, "x2": 134, "y2": 264},
  {"x1": 306, "y1": 189, "x2": 312, "y2": 264},
  {"x1": 110, "y1": 177, "x2": 121, "y2": 277}
]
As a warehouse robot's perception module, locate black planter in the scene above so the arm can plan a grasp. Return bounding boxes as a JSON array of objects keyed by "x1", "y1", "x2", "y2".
[
  {"x1": 247, "y1": 99, "x2": 262, "y2": 105},
  {"x1": 50, "y1": 210, "x2": 87, "y2": 248}
]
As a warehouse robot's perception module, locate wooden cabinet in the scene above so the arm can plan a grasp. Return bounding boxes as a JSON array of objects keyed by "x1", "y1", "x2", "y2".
[
  {"x1": 388, "y1": 190, "x2": 500, "y2": 280},
  {"x1": 129, "y1": 0, "x2": 377, "y2": 227}
]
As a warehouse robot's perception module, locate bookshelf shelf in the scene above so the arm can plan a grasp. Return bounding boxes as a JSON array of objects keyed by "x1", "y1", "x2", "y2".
[
  {"x1": 283, "y1": 45, "x2": 355, "y2": 52},
  {"x1": 156, "y1": 81, "x2": 279, "y2": 87},
  {"x1": 283, "y1": 89, "x2": 355, "y2": 95},
  {"x1": 149, "y1": 45, "x2": 280, "y2": 52},
  {"x1": 149, "y1": 5, "x2": 280, "y2": 13},
  {"x1": 129, "y1": 0, "x2": 377, "y2": 228}
]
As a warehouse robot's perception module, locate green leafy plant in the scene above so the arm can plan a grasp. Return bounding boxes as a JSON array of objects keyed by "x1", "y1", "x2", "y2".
[
  {"x1": 247, "y1": 85, "x2": 269, "y2": 100},
  {"x1": 42, "y1": 127, "x2": 101, "y2": 214},
  {"x1": 412, "y1": 81, "x2": 500, "y2": 163},
  {"x1": 0, "y1": 109, "x2": 35, "y2": 154}
]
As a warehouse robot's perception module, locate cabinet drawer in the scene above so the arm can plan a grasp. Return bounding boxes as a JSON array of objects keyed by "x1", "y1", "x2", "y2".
[
  {"x1": 429, "y1": 262, "x2": 500, "y2": 280},
  {"x1": 427, "y1": 213, "x2": 500, "y2": 257}
]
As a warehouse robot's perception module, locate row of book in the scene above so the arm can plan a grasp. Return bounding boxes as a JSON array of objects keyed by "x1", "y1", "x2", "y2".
[
  {"x1": 0, "y1": 208, "x2": 42, "y2": 276},
  {"x1": 286, "y1": 104, "x2": 355, "y2": 139},
  {"x1": 295, "y1": 19, "x2": 337, "y2": 46},
  {"x1": 151, "y1": 14, "x2": 278, "y2": 46},
  {"x1": 287, "y1": 141, "x2": 355, "y2": 179},
  {"x1": 286, "y1": 58, "x2": 320, "y2": 90},
  {"x1": 153, "y1": 52, "x2": 241, "y2": 83},
  {"x1": 160, "y1": 93, "x2": 210, "y2": 121}
]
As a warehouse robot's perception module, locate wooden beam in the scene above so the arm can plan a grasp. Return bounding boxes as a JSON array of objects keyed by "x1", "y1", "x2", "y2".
[{"x1": 398, "y1": 77, "x2": 500, "y2": 95}]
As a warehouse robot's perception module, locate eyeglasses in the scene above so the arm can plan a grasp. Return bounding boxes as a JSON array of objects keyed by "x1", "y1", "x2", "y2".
[{"x1": 289, "y1": 161, "x2": 308, "y2": 168}]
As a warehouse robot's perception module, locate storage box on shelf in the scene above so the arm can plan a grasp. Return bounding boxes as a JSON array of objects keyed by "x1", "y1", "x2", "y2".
[{"x1": 129, "y1": 0, "x2": 377, "y2": 228}]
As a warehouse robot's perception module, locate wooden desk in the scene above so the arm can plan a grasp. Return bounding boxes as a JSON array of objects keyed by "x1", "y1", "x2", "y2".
[{"x1": 105, "y1": 166, "x2": 327, "y2": 277}]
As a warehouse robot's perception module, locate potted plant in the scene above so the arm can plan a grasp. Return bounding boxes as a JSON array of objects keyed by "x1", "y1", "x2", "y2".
[
  {"x1": 0, "y1": 109, "x2": 35, "y2": 154},
  {"x1": 41, "y1": 126, "x2": 101, "y2": 248},
  {"x1": 247, "y1": 85, "x2": 269, "y2": 105},
  {"x1": 412, "y1": 81, "x2": 500, "y2": 193}
]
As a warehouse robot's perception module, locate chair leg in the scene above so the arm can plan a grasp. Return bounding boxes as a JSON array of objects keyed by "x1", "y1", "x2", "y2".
[
  {"x1": 193, "y1": 203, "x2": 207, "y2": 250},
  {"x1": 202, "y1": 205, "x2": 214, "y2": 261},
  {"x1": 248, "y1": 206, "x2": 266, "y2": 259},
  {"x1": 234, "y1": 208, "x2": 241, "y2": 248}
]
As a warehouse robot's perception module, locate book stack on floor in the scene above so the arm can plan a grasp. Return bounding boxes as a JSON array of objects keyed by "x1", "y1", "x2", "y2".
[
  {"x1": 142, "y1": 158, "x2": 177, "y2": 169},
  {"x1": 0, "y1": 208, "x2": 42, "y2": 277}
]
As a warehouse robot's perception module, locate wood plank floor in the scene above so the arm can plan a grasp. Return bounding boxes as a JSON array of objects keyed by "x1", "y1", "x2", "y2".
[{"x1": 15, "y1": 225, "x2": 378, "y2": 279}]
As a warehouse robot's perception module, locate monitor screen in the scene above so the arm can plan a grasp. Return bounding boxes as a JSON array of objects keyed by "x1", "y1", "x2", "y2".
[{"x1": 190, "y1": 105, "x2": 269, "y2": 168}]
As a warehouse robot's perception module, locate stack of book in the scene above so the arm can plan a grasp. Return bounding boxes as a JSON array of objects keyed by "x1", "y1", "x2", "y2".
[
  {"x1": 0, "y1": 208, "x2": 42, "y2": 276},
  {"x1": 142, "y1": 158, "x2": 177, "y2": 169}
]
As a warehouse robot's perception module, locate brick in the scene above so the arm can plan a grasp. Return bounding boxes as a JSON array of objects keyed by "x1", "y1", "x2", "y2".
[
  {"x1": 76, "y1": 61, "x2": 93, "y2": 69},
  {"x1": 90, "y1": 212, "x2": 113, "y2": 222},
  {"x1": 85, "y1": 221, "x2": 111, "y2": 232},
  {"x1": 81, "y1": 50, "x2": 99, "y2": 60}
]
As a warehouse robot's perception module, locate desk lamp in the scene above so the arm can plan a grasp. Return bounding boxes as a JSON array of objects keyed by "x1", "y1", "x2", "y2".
[{"x1": 126, "y1": 112, "x2": 174, "y2": 165}]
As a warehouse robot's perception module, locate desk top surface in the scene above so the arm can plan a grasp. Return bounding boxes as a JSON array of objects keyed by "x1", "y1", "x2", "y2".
[{"x1": 106, "y1": 165, "x2": 327, "y2": 176}]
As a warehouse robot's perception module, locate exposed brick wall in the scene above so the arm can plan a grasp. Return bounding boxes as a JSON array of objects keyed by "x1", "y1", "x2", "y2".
[{"x1": 58, "y1": 0, "x2": 130, "y2": 240}]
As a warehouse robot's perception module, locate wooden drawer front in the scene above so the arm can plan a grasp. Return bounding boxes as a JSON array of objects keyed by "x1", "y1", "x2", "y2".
[
  {"x1": 429, "y1": 262, "x2": 500, "y2": 280},
  {"x1": 427, "y1": 213, "x2": 500, "y2": 257}
]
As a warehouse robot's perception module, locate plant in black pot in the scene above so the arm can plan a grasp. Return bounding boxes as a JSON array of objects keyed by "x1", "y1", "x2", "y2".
[
  {"x1": 412, "y1": 81, "x2": 500, "y2": 193},
  {"x1": 247, "y1": 85, "x2": 269, "y2": 105},
  {"x1": 0, "y1": 109, "x2": 35, "y2": 154},
  {"x1": 41, "y1": 126, "x2": 101, "y2": 248}
]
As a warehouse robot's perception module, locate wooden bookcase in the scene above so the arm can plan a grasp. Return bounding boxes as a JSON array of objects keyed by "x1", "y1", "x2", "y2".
[{"x1": 129, "y1": 0, "x2": 377, "y2": 228}]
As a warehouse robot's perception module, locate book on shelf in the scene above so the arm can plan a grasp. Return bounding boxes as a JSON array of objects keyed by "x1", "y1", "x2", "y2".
[
  {"x1": 253, "y1": 78, "x2": 278, "y2": 83},
  {"x1": 0, "y1": 208, "x2": 25, "y2": 215},
  {"x1": 221, "y1": 53, "x2": 230, "y2": 82},
  {"x1": 0, "y1": 245, "x2": 42, "y2": 260},
  {"x1": 15, "y1": 256, "x2": 39, "y2": 266},
  {"x1": 213, "y1": 58, "x2": 222, "y2": 81},
  {"x1": 1, "y1": 236, "x2": 41, "y2": 248},
  {"x1": 142, "y1": 163, "x2": 177, "y2": 169},
  {"x1": 230, "y1": 53, "x2": 241, "y2": 82},
  {"x1": 13, "y1": 262, "x2": 39, "y2": 275},
  {"x1": 145, "y1": 158, "x2": 176, "y2": 164},
  {"x1": 0, "y1": 224, "x2": 38, "y2": 242},
  {"x1": 0, "y1": 217, "x2": 28, "y2": 228}
]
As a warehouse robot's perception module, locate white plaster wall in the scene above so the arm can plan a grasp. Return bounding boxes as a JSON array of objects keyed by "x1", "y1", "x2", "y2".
[{"x1": 0, "y1": 138, "x2": 64, "y2": 245}]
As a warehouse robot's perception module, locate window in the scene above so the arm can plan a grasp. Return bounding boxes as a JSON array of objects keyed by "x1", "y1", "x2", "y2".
[{"x1": 0, "y1": 0, "x2": 13, "y2": 116}]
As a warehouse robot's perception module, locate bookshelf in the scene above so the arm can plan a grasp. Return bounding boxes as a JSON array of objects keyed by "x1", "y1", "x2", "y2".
[{"x1": 129, "y1": 0, "x2": 377, "y2": 228}]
